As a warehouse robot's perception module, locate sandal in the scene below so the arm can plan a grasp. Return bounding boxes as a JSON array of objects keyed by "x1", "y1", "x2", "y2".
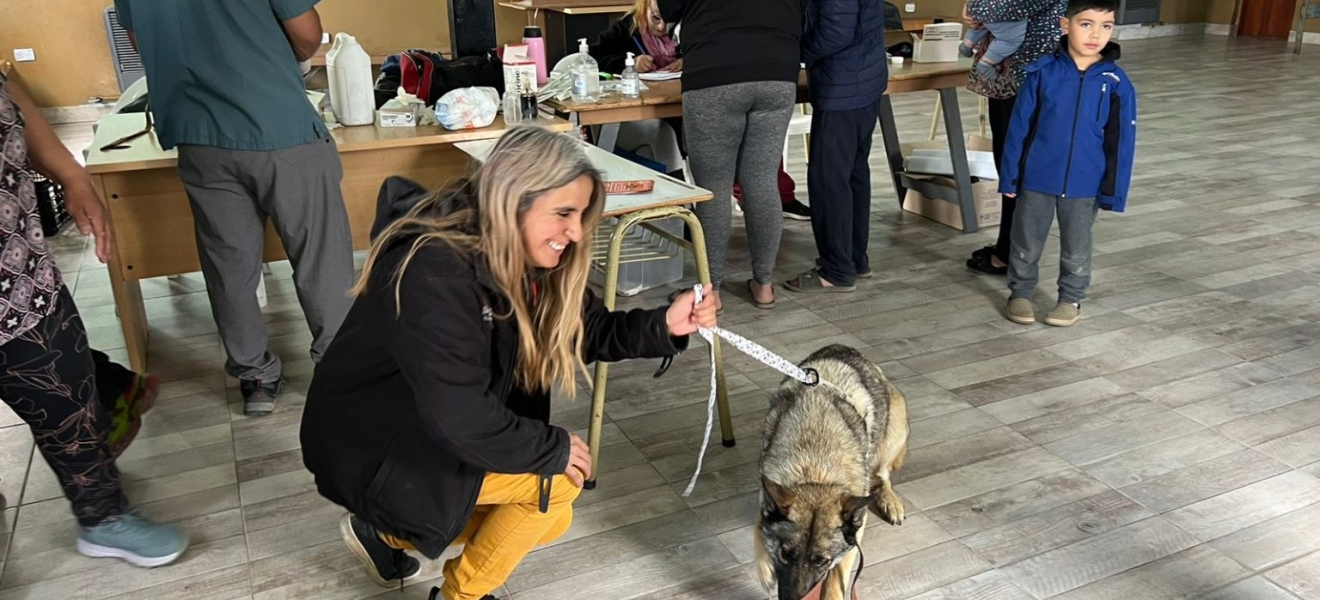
[
  {"x1": 815, "y1": 258, "x2": 872, "y2": 279},
  {"x1": 784, "y1": 269, "x2": 856, "y2": 294},
  {"x1": 966, "y1": 252, "x2": 1007, "y2": 276},
  {"x1": 746, "y1": 279, "x2": 776, "y2": 309},
  {"x1": 971, "y1": 244, "x2": 996, "y2": 260}
]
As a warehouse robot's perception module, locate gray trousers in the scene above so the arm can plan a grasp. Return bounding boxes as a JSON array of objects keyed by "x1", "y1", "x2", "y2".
[
  {"x1": 177, "y1": 137, "x2": 355, "y2": 382},
  {"x1": 1008, "y1": 190, "x2": 1099, "y2": 305},
  {"x1": 683, "y1": 81, "x2": 796, "y2": 287}
]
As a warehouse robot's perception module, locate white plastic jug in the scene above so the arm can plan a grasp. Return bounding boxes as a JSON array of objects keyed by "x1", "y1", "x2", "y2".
[{"x1": 326, "y1": 33, "x2": 375, "y2": 126}]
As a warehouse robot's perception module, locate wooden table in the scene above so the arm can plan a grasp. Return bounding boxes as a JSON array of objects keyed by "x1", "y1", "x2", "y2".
[
  {"x1": 548, "y1": 59, "x2": 985, "y2": 231},
  {"x1": 85, "y1": 115, "x2": 573, "y2": 373},
  {"x1": 457, "y1": 137, "x2": 734, "y2": 488}
]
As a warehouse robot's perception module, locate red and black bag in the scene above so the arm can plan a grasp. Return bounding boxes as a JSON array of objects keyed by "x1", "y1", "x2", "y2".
[{"x1": 399, "y1": 49, "x2": 444, "y2": 106}]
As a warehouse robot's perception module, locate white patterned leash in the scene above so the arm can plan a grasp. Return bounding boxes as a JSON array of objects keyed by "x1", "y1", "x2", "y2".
[{"x1": 682, "y1": 284, "x2": 819, "y2": 497}]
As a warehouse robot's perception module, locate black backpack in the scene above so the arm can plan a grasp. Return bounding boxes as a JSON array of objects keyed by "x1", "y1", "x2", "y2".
[{"x1": 374, "y1": 49, "x2": 505, "y2": 109}]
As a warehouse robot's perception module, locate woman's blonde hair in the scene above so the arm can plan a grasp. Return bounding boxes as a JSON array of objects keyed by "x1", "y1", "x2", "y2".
[
  {"x1": 354, "y1": 125, "x2": 606, "y2": 397},
  {"x1": 629, "y1": 0, "x2": 659, "y2": 34}
]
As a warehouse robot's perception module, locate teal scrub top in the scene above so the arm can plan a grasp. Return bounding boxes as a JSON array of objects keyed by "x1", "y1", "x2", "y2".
[{"x1": 114, "y1": 0, "x2": 330, "y2": 151}]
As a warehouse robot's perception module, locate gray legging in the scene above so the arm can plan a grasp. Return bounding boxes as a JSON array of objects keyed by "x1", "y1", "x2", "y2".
[{"x1": 683, "y1": 81, "x2": 797, "y2": 288}]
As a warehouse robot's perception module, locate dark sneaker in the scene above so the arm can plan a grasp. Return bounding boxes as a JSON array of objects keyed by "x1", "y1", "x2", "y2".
[
  {"x1": 240, "y1": 378, "x2": 285, "y2": 416},
  {"x1": 109, "y1": 374, "x2": 160, "y2": 458},
  {"x1": 782, "y1": 200, "x2": 812, "y2": 221},
  {"x1": 342, "y1": 515, "x2": 421, "y2": 588},
  {"x1": 77, "y1": 509, "x2": 188, "y2": 568}
]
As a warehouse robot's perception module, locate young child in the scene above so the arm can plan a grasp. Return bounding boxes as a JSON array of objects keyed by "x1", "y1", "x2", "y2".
[
  {"x1": 959, "y1": 0, "x2": 1027, "y2": 82},
  {"x1": 999, "y1": 0, "x2": 1136, "y2": 327}
]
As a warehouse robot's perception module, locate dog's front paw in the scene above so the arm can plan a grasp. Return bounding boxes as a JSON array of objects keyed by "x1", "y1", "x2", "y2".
[{"x1": 876, "y1": 489, "x2": 905, "y2": 526}]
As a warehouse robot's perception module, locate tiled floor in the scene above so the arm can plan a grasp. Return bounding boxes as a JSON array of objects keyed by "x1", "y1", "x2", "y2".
[{"x1": 5, "y1": 33, "x2": 1320, "y2": 599}]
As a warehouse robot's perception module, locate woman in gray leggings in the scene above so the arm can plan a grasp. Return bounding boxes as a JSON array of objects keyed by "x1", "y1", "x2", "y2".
[{"x1": 659, "y1": 0, "x2": 804, "y2": 310}]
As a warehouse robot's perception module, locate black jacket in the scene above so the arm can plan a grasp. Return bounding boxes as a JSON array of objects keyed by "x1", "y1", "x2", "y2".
[
  {"x1": 300, "y1": 185, "x2": 688, "y2": 558},
  {"x1": 589, "y1": 15, "x2": 648, "y2": 74},
  {"x1": 657, "y1": 0, "x2": 805, "y2": 92},
  {"x1": 801, "y1": 0, "x2": 888, "y2": 112}
]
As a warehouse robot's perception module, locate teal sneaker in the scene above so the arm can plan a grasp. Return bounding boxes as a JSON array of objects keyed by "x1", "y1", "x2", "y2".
[{"x1": 76, "y1": 510, "x2": 188, "y2": 568}]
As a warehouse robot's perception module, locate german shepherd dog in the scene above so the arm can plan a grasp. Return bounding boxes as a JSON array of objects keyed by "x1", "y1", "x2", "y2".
[{"x1": 755, "y1": 345, "x2": 910, "y2": 600}]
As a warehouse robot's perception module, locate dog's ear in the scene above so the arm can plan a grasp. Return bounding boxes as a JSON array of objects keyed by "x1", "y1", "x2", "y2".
[
  {"x1": 840, "y1": 493, "x2": 877, "y2": 546},
  {"x1": 762, "y1": 477, "x2": 795, "y2": 513},
  {"x1": 840, "y1": 492, "x2": 878, "y2": 521}
]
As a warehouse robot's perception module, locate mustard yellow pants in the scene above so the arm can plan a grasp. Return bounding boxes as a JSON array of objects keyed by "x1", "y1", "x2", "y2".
[{"x1": 381, "y1": 472, "x2": 580, "y2": 600}]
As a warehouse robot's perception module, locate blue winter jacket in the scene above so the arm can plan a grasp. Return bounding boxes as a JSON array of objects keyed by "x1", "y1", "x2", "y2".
[
  {"x1": 1000, "y1": 39, "x2": 1138, "y2": 212},
  {"x1": 801, "y1": 0, "x2": 888, "y2": 112}
]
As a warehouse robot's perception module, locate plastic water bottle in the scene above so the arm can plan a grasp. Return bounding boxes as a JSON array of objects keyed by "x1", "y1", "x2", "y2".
[
  {"x1": 571, "y1": 38, "x2": 600, "y2": 104},
  {"x1": 504, "y1": 72, "x2": 524, "y2": 125},
  {"x1": 325, "y1": 33, "x2": 375, "y2": 126},
  {"x1": 620, "y1": 52, "x2": 640, "y2": 99}
]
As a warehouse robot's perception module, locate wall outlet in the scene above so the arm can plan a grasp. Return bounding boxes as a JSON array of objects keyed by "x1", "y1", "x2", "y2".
[
  {"x1": 13, "y1": 48, "x2": 35, "y2": 62},
  {"x1": 905, "y1": 3, "x2": 916, "y2": 12},
  {"x1": 321, "y1": 33, "x2": 330, "y2": 44}
]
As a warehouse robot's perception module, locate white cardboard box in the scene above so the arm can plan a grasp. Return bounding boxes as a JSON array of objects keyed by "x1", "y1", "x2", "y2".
[
  {"x1": 900, "y1": 135, "x2": 1001, "y2": 231},
  {"x1": 913, "y1": 23, "x2": 964, "y2": 63}
]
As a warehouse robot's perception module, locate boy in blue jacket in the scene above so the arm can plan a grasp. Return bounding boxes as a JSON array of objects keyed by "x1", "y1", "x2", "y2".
[
  {"x1": 1001, "y1": 0, "x2": 1136, "y2": 326},
  {"x1": 784, "y1": 0, "x2": 888, "y2": 294}
]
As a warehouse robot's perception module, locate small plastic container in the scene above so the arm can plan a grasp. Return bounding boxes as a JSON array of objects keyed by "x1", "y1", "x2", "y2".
[{"x1": 588, "y1": 217, "x2": 687, "y2": 297}]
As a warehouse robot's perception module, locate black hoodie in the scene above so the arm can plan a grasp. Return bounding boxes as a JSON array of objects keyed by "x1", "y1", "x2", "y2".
[{"x1": 301, "y1": 177, "x2": 689, "y2": 557}]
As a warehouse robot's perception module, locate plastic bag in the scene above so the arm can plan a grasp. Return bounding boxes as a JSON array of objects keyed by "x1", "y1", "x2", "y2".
[{"x1": 434, "y1": 87, "x2": 500, "y2": 131}]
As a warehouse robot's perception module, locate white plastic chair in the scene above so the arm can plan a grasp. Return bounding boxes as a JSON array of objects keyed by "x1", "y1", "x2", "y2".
[{"x1": 784, "y1": 104, "x2": 812, "y2": 166}]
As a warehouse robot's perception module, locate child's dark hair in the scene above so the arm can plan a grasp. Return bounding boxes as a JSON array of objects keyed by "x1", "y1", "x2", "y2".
[{"x1": 1067, "y1": 0, "x2": 1119, "y2": 17}]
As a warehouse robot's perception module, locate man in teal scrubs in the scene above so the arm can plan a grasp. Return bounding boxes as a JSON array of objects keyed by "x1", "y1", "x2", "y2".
[{"x1": 115, "y1": 0, "x2": 355, "y2": 416}]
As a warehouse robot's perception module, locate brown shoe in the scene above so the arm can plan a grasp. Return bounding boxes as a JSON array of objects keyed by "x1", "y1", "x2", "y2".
[
  {"x1": 1045, "y1": 302, "x2": 1081, "y2": 327},
  {"x1": 1006, "y1": 298, "x2": 1035, "y2": 325}
]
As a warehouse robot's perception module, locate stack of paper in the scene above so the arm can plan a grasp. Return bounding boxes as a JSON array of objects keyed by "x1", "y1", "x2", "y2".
[{"x1": 639, "y1": 71, "x2": 681, "y2": 82}]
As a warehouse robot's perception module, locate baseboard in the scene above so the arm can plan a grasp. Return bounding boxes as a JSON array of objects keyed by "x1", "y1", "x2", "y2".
[
  {"x1": 1288, "y1": 30, "x2": 1320, "y2": 45},
  {"x1": 1204, "y1": 22, "x2": 1320, "y2": 45},
  {"x1": 40, "y1": 103, "x2": 114, "y2": 125},
  {"x1": 1112, "y1": 22, "x2": 1204, "y2": 40}
]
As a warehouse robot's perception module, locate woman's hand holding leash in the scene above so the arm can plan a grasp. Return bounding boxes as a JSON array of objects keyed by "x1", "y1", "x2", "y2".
[{"x1": 665, "y1": 284, "x2": 717, "y2": 337}]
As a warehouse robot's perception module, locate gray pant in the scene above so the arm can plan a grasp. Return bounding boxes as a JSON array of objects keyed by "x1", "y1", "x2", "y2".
[
  {"x1": 1007, "y1": 190, "x2": 1099, "y2": 305},
  {"x1": 177, "y1": 137, "x2": 355, "y2": 382},
  {"x1": 683, "y1": 81, "x2": 796, "y2": 287}
]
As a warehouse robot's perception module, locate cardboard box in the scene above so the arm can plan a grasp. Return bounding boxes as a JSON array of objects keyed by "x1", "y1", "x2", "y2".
[
  {"x1": 377, "y1": 105, "x2": 418, "y2": 128},
  {"x1": 900, "y1": 135, "x2": 1001, "y2": 231},
  {"x1": 503, "y1": 44, "x2": 537, "y2": 94},
  {"x1": 913, "y1": 22, "x2": 964, "y2": 63}
]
